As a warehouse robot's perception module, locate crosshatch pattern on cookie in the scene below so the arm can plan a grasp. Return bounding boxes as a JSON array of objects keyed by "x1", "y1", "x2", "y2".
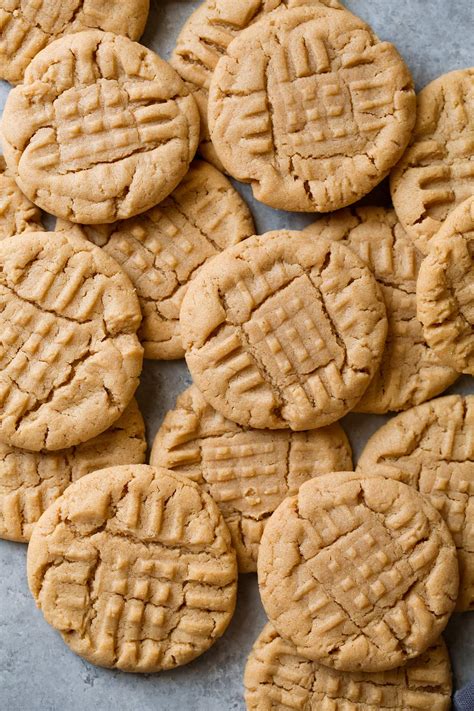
[
  {"x1": 208, "y1": 6, "x2": 415, "y2": 211},
  {"x1": 151, "y1": 385, "x2": 352, "y2": 571},
  {"x1": 245, "y1": 624, "x2": 453, "y2": 710},
  {"x1": 258, "y1": 474, "x2": 459, "y2": 672},
  {"x1": 358, "y1": 394, "x2": 474, "y2": 612},
  {"x1": 27, "y1": 466, "x2": 238, "y2": 672},
  {"x1": 391, "y1": 68, "x2": 474, "y2": 254}
]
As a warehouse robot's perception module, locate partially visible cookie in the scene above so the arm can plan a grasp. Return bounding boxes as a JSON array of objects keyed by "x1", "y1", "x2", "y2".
[
  {"x1": 27, "y1": 465, "x2": 238, "y2": 672},
  {"x1": 391, "y1": 68, "x2": 474, "y2": 254},
  {"x1": 417, "y1": 196, "x2": 474, "y2": 375},
  {"x1": 150, "y1": 385, "x2": 352, "y2": 572},
  {"x1": 258, "y1": 472, "x2": 459, "y2": 671},
  {"x1": 245, "y1": 623, "x2": 453, "y2": 711},
  {"x1": 56, "y1": 160, "x2": 255, "y2": 360},
  {"x1": 208, "y1": 6, "x2": 415, "y2": 212},
  {"x1": 1, "y1": 31, "x2": 200, "y2": 224},
  {"x1": 180, "y1": 230, "x2": 388, "y2": 431},
  {"x1": 0, "y1": 399, "x2": 146, "y2": 543},
  {"x1": 0, "y1": 0, "x2": 150, "y2": 84},
  {"x1": 0, "y1": 156, "x2": 43, "y2": 239},
  {"x1": 358, "y1": 394, "x2": 474, "y2": 612},
  {"x1": 0, "y1": 230, "x2": 143, "y2": 451},
  {"x1": 171, "y1": 0, "x2": 343, "y2": 168},
  {"x1": 305, "y1": 207, "x2": 458, "y2": 413}
]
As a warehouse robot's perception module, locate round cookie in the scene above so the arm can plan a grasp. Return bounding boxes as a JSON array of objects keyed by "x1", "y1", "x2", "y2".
[
  {"x1": 180, "y1": 230, "x2": 388, "y2": 431},
  {"x1": 0, "y1": 230, "x2": 143, "y2": 452},
  {"x1": 0, "y1": 0, "x2": 150, "y2": 85},
  {"x1": 208, "y1": 6, "x2": 416, "y2": 212},
  {"x1": 258, "y1": 472, "x2": 459, "y2": 672},
  {"x1": 0, "y1": 399, "x2": 146, "y2": 543},
  {"x1": 171, "y1": 0, "x2": 343, "y2": 169},
  {"x1": 56, "y1": 160, "x2": 255, "y2": 360},
  {"x1": 245, "y1": 623, "x2": 453, "y2": 711},
  {"x1": 150, "y1": 385, "x2": 353, "y2": 572},
  {"x1": 417, "y1": 196, "x2": 474, "y2": 376},
  {"x1": 27, "y1": 464, "x2": 238, "y2": 672},
  {"x1": 0, "y1": 155, "x2": 43, "y2": 239},
  {"x1": 358, "y1": 394, "x2": 474, "y2": 612},
  {"x1": 391, "y1": 68, "x2": 474, "y2": 254},
  {"x1": 1, "y1": 30, "x2": 200, "y2": 224},
  {"x1": 305, "y1": 207, "x2": 458, "y2": 413}
]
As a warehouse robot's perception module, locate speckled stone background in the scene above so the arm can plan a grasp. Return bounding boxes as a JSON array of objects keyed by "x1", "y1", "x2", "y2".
[{"x1": 0, "y1": 1, "x2": 473, "y2": 709}]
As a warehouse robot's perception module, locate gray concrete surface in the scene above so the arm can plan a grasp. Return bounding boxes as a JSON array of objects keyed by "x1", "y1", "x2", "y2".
[{"x1": 0, "y1": 1, "x2": 473, "y2": 709}]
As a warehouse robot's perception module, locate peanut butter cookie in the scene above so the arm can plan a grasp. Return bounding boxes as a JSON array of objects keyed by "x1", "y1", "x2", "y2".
[
  {"x1": 0, "y1": 155, "x2": 43, "y2": 239},
  {"x1": 1, "y1": 31, "x2": 200, "y2": 224},
  {"x1": 258, "y1": 472, "x2": 459, "y2": 671},
  {"x1": 27, "y1": 465, "x2": 238, "y2": 672},
  {"x1": 150, "y1": 385, "x2": 352, "y2": 572},
  {"x1": 180, "y1": 230, "x2": 388, "y2": 431}
]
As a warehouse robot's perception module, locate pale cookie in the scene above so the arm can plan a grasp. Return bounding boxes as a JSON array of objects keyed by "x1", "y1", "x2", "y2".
[
  {"x1": 0, "y1": 230, "x2": 143, "y2": 452},
  {"x1": 150, "y1": 385, "x2": 352, "y2": 572},
  {"x1": 27, "y1": 464, "x2": 238, "y2": 672},
  {"x1": 208, "y1": 6, "x2": 415, "y2": 212},
  {"x1": 0, "y1": 399, "x2": 146, "y2": 543},
  {"x1": 258, "y1": 472, "x2": 459, "y2": 672},
  {"x1": 0, "y1": 155, "x2": 43, "y2": 239},
  {"x1": 56, "y1": 160, "x2": 255, "y2": 360},
  {"x1": 0, "y1": 0, "x2": 150, "y2": 85},
  {"x1": 245, "y1": 623, "x2": 452, "y2": 711},
  {"x1": 1, "y1": 30, "x2": 200, "y2": 224},
  {"x1": 358, "y1": 394, "x2": 474, "y2": 612},
  {"x1": 391, "y1": 68, "x2": 474, "y2": 254},
  {"x1": 417, "y1": 196, "x2": 474, "y2": 376},
  {"x1": 171, "y1": 0, "x2": 343, "y2": 169},
  {"x1": 305, "y1": 207, "x2": 458, "y2": 413},
  {"x1": 180, "y1": 231, "x2": 388, "y2": 431}
]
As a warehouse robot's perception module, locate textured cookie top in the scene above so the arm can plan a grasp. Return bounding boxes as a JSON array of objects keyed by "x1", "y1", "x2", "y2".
[
  {"x1": 1, "y1": 30, "x2": 200, "y2": 224},
  {"x1": 180, "y1": 230, "x2": 388, "y2": 431},
  {"x1": 0, "y1": 230, "x2": 143, "y2": 451},
  {"x1": 0, "y1": 0, "x2": 150, "y2": 84},
  {"x1": 27, "y1": 465, "x2": 238, "y2": 672},
  {"x1": 245, "y1": 623, "x2": 452, "y2": 711},
  {"x1": 150, "y1": 385, "x2": 352, "y2": 572},
  {"x1": 171, "y1": 0, "x2": 342, "y2": 166},
  {"x1": 0, "y1": 399, "x2": 146, "y2": 543},
  {"x1": 56, "y1": 160, "x2": 255, "y2": 360},
  {"x1": 0, "y1": 156, "x2": 43, "y2": 239},
  {"x1": 305, "y1": 207, "x2": 458, "y2": 413},
  {"x1": 258, "y1": 472, "x2": 459, "y2": 672},
  {"x1": 391, "y1": 68, "x2": 474, "y2": 254},
  {"x1": 358, "y1": 394, "x2": 474, "y2": 612},
  {"x1": 417, "y1": 196, "x2": 474, "y2": 376},
  {"x1": 208, "y1": 6, "x2": 415, "y2": 212}
]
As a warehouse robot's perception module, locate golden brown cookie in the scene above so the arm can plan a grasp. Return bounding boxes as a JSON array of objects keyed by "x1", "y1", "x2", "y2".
[
  {"x1": 150, "y1": 385, "x2": 352, "y2": 572},
  {"x1": 208, "y1": 6, "x2": 415, "y2": 212},
  {"x1": 0, "y1": 0, "x2": 150, "y2": 84},
  {"x1": 1, "y1": 30, "x2": 200, "y2": 224},
  {"x1": 180, "y1": 230, "x2": 388, "y2": 431},
  {"x1": 0, "y1": 155, "x2": 43, "y2": 239},
  {"x1": 417, "y1": 196, "x2": 474, "y2": 376},
  {"x1": 305, "y1": 207, "x2": 458, "y2": 413},
  {"x1": 56, "y1": 160, "x2": 255, "y2": 360},
  {"x1": 0, "y1": 230, "x2": 143, "y2": 452},
  {"x1": 391, "y1": 68, "x2": 474, "y2": 254},
  {"x1": 171, "y1": 0, "x2": 343, "y2": 169},
  {"x1": 258, "y1": 472, "x2": 459, "y2": 672},
  {"x1": 27, "y1": 465, "x2": 238, "y2": 672},
  {"x1": 245, "y1": 623, "x2": 452, "y2": 711},
  {"x1": 358, "y1": 394, "x2": 474, "y2": 612},
  {"x1": 0, "y1": 399, "x2": 146, "y2": 543}
]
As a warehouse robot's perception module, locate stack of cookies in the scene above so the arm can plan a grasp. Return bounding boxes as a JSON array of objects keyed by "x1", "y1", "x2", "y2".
[{"x1": 0, "y1": 0, "x2": 472, "y2": 707}]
